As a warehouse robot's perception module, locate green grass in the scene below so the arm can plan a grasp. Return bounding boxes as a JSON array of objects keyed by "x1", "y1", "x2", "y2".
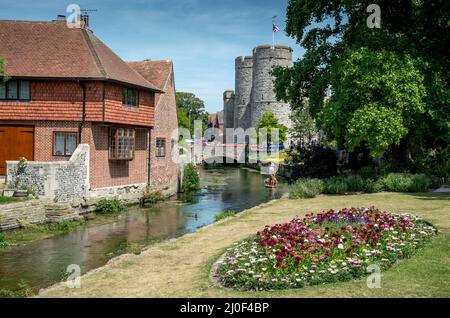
[
  {"x1": 0, "y1": 220, "x2": 86, "y2": 250},
  {"x1": 0, "y1": 196, "x2": 30, "y2": 205},
  {"x1": 38, "y1": 192, "x2": 450, "y2": 298},
  {"x1": 214, "y1": 210, "x2": 237, "y2": 222}
]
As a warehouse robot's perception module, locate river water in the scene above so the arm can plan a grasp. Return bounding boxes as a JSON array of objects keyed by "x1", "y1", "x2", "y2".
[{"x1": 0, "y1": 167, "x2": 288, "y2": 293}]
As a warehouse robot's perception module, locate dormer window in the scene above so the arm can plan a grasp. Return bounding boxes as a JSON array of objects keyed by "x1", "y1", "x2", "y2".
[{"x1": 122, "y1": 87, "x2": 139, "y2": 107}]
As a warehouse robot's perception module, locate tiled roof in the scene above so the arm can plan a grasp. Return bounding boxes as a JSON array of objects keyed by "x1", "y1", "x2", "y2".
[
  {"x1": 127, "y1": 60, "x2": 173, "y2": 90},
  {"x1": 0, "y1": 20, "x2": 162, "y2": 92}
]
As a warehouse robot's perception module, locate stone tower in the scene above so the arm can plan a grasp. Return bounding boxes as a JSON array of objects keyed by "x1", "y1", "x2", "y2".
[
  {"x1": 250, "y1": 45, "x2": 293, "y2": 130},
  {"x1": 234, "y1": 56, "x2": 253, "y2": 130},
  {"x1": 223, "y1": 90, "x2": 235, "y2": 129}
]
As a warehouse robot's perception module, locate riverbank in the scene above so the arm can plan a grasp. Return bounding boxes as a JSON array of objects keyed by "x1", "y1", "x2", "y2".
[{"x1": 39, "y1": 192, "x2": 450, "y2": 297}]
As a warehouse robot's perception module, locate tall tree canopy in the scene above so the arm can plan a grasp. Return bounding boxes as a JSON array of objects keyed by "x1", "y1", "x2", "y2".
[
  {"x1": 175, "y1": 92, "x2": 209, "y2": 135},
  {"x1": 274, "y1": 0, "x2": 450, "y2": 157}
]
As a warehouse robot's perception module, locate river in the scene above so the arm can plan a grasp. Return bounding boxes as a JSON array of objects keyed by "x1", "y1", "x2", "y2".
[{"x1": 0, "y1": 167, "x2": 288, "y2": 293}]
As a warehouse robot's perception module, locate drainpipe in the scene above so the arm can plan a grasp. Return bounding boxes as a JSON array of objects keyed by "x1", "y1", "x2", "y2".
[
  {"x1": 147, "y1": 128, "x2": 153, "y2": 188},
  {"x1": 78, "y1": 81, "x2": 87, "y2": 142}
]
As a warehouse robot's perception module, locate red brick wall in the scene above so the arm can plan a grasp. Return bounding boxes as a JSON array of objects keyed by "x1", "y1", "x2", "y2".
[
  {"x1": 0, "y1": 80, "x2": 155, "y2": 127},
  {"x1": 88, "y1": 125, "x2": 149, "y2": 189},
  {"x1": 150, "y1": 71, "x2": 179, "y2": 192},
  {"x1": 14, "y1": 120, "x2": 148, "y2": 189}
]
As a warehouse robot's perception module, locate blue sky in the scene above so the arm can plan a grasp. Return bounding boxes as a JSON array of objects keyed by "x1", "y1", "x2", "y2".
[{"x1": 0, "y1": 0, "x2": 304, "y2": 112}]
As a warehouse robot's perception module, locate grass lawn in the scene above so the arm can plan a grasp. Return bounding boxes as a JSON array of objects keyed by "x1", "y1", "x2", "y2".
[
  {"x1": 0, "y1": 196, "x2": 30, "y2": 205},
  {"x1": 39, "y1": 192, "x2": 450, "y2": 298}
]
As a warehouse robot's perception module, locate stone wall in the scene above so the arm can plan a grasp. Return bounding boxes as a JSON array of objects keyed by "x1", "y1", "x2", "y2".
[
  {"x1": 234, "y1": 56, "x2": 253, "y2": 130},
  {"x1": 223, "y1": 90, "x2": 235, "y2": 129},
  {"x1": 250, "y1": 45, "x2": 293, "y2": 132},
  {"x1": 6, "y1": 144, "x2": 90, "y2": 202}
]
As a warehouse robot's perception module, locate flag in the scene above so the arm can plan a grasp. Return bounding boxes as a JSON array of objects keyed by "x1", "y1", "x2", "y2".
[{"x1": 272, "y1": 23, "x2": 280, "y2": 32}]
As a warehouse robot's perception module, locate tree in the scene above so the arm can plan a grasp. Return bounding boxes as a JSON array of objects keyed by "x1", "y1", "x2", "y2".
[
  {"x1": 176, "y1": 92, "x2": 209, "y2": 135},
  {"x1": 273, "y1": 0, "x2": 450, "y2": 159},
  {"x1": 289, "y1": 103, "x2": 318, "y2": 148},
  {"x1": 0, "y1": 56, "x2": 9, "y2": 82},
  {"x1": 255, "y1": 113, "x2": 288, "y2": 146}
]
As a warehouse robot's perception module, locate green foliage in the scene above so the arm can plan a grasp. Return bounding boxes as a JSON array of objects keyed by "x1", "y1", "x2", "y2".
[
  {"x1": 0, "y1": 56, "x2": 10, "y2": 82},
  {"x1": 214, "y1": 210, "x2": 237, "y2": 222},
  {"x1": 143, "y1": 190, "x2": 165, "y2": 204},
  {"x1": 287, "y1": 144, "x2": 338, "y2": 179},
  {"x1": 0, "y1": 196, "x2": 30, "y2": 205},
  {"x1": 176, "y1": 92, "x2": 209, "y2": 136},
  {"x1": 0, "y1": 233, "x2": 11, "y2": 248},
  {"x1": 322, "y1": 177, "x2": 349, "y2": 194},
  {"x1": 95, "y1": 199, "x2": 125, "y2": 215},
  {"x1": 43, "y1": 220, "x2": 81, "y2": 232},
  {"x1": 274, "y1": 0, "x2": 450, "y2": 158},
  {"x1": 381, "y1": 173, "x2": 434, "y2": 193},
  {"x1": 358, "y1": 166, "x2": 378, "y2": 180},
  {"x1": 182, "y1": 163, "x2": 201, "y2": 193},
  {"x1": 0, "y1": 280, "x2": 33, "y2": 298},
  {"x1": 289, "y1": 178, "x2": 323, "y2": 199},
  {"x1": 364, "y1": 179, "x2": 385, "y2": 194},
  {"x1": 255, "y1": 113, "x2": 288, "y2": 145}
]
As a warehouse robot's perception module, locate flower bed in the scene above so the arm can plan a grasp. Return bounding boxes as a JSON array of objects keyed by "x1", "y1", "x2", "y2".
[{"x1": 215, "y1": 207, "x2": 436, "y2": 290}]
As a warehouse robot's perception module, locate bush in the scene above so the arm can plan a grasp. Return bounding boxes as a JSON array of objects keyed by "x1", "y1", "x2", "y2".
[
  {"x1": 288, "y1": 144, "x2": 338, "y2": 179},
  {"x1": 322, "y1": 177, "x2": 348, "y2": 194},
  {"x1": 358, "y1": 166, "x2": 378, "y2": 180},
  {"x1": 95, "y1": 198, "x2": 125, "y2": 214},
  {"x1": 43, "y1": 220, "x2": 81, "y2": 232},
  {"x1": 143, "y1": 190, "x2": 164, "y2": 204},
  {"x1": 182, "y1": 163, "x2": 201, "y2": 193},
  {"x1": 289, "y1": 179, "x2": 323, "y2": 199},
  {"x1": 214, "y1": 210, "x2": 237, "y2": 222},
  {"x1": 345, "y1": 175, "x2": 365, "y2": 192},
  {"x1": 381, "y1": 173, "x2": 433, "y2": 192},
  {"x1": 364, "y1": 179, "x2": 385, "y2": 193}
]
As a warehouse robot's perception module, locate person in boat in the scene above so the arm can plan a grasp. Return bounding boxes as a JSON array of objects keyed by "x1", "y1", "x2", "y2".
[{"x1": 266, "y1": 162, "x2": 278, "y2": 187}]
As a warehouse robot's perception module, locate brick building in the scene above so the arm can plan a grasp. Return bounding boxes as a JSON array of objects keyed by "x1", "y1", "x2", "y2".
[
  {"x1": 0, "y1": 20, "x2": 178, "y2": 194},
  {"x1": 128, "y1": 60, "x2": 179, "y2": 193}
]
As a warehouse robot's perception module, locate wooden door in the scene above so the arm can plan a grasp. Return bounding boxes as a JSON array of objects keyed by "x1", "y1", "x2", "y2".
[{"x1": 0, "y1": 126, "x2": 34, "y2": 175}]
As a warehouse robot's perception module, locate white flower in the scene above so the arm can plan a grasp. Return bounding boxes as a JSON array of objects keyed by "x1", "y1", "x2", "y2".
[{"x1": 338, "y1": 243, "x2": 344, "y2": 249}]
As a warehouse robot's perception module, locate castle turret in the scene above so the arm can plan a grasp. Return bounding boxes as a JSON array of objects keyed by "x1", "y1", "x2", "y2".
[
  {"x1": 234, "y1": 56, "x2": 253, "y2": 129},
  {"x1": 250, "y1": 45, "x2": 293, "y2": 131},
  {"x1": 223, "y1": 90, "x2": 235, "y2": 129}
]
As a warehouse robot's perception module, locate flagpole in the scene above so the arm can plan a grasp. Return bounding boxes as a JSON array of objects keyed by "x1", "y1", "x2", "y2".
[{"x1": 271, "y1": 15, "x2": 277, "y2": 49}]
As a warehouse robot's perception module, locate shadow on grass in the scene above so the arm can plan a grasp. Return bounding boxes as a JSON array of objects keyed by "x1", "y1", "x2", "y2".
[{"x1": 401, "y1": 192, "x2": 450, "y2": 201}]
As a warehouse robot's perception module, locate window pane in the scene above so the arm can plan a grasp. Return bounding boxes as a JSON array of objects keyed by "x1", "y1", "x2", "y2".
[
  {"x1": 7, "y1": 81, "x2": 18, "y2": 99},
  {"x1": 0, "y1": 82, "x2": 5, "y2": 99},
  {"x1": 20, "y1": 81, "x2": 30, "y2": 100},
  {"x1": 110, "y1": 129, "x2": 117, "y2": 158},
  {"x1": 65, "y1": 134, "x2": 77, "y2": 156},
  {"x1": 54, "y1": 133, "x2": 65, "y2": 156}
]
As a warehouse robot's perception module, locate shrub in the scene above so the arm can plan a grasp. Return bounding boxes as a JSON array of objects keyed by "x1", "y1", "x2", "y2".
[
  {"x1": 364, "y1": 179, "x2": 385, "y2": 193},
  {"x1": 182, "y1": 163, "x2": 201, "y2": 193},
  {"x1": 288, "y1": 144, "x2": 338, "y2": 179},
  {"x1": 358, "y1": 166, "x2": 378, "y2": 180},
  {"x1": 322, "y1": 177, "x2": 348, "y2": 194},
  {"x1": 381, "y1": 173, "x2": 433, "y2": 192},
  {"x1": 143, "y1": 190, "x2": 164, "y2": 204},
  {"x1": 214, "y1": 210, "x2": 237, "y2": 222},
  {"x1": 344, "y1": 175, "x2": 365, "y2": 192},
  {"x1": 289, "y1": 179, "x2": 323, "y2": 199},
  {"x1": 216, "y1": 207, "x2": 436, "y2": 291},
  {"x1": 95, "y1": 198, "x2": 125, "y2": 214}
]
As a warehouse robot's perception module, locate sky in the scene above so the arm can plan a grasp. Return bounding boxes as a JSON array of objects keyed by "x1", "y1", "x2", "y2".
[{"x1": 0, "y1": 0, "x2": 305, "y2": 113}]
